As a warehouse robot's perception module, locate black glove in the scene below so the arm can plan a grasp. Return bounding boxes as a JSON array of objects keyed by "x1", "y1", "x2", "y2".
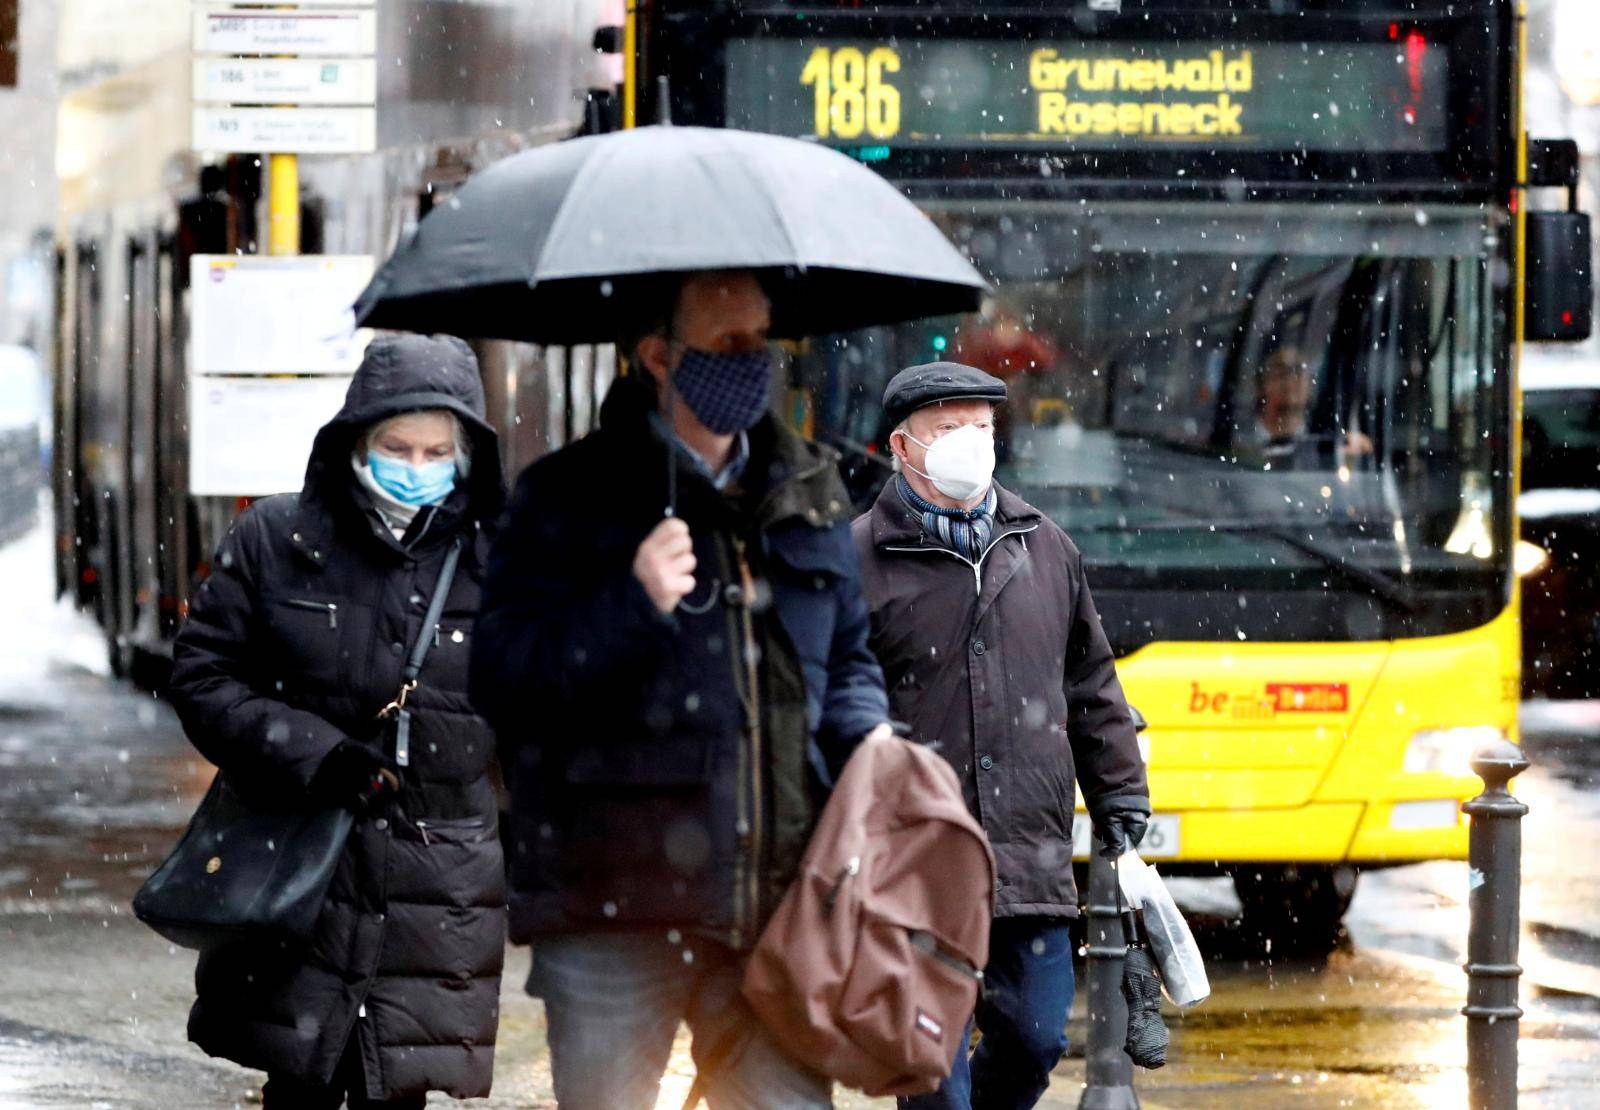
[
  {"x1": 1093, "y1": 796, "x2": 1151, "y2": 860},
  {"x1": 309, "y1": 741, "x2": 400, "y2": 815}
]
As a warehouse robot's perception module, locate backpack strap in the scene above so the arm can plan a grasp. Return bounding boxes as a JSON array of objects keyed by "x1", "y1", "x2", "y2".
[{"x1": 680, "y1": 1023, "x2": 756, "y2": 1110}]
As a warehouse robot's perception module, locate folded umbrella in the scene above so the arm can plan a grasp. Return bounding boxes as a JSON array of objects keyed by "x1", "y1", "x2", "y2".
[
  {"x1": 1121, "y1": 929, "x2": 1170, "y2": 1069},
  {"x1": 353, "y1": 125, "x2": 987, "y2": 345},
  {"x1": 1117, "y1": 862, "x2": 1169, "y2": 1070}
]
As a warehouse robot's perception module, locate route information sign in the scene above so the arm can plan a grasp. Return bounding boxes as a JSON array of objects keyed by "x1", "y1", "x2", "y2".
[{"x1": 726, "y1": 37, "x2": 1449, "y2": 152}]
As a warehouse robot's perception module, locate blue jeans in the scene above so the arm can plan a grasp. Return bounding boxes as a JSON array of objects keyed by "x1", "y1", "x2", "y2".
[
  {"x1": 528, "y1": 931, "x2": 833, "y2": 1110},
  {"x1": 901, "y1": 917, "x2": 1076, "y2": 1110}
]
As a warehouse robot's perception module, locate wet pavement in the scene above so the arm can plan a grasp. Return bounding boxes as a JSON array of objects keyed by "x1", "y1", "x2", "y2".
[{"x1": 2, "y1": 515, "x2": 1598, "y2": 1108}]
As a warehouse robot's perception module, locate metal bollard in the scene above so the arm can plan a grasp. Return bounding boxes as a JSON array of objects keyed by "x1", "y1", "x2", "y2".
[
  {"x1": 1461, "y1": 739, "x2": 1530, "y2": 1110},
  {"x1": 1079, "y1": 835, "x2": 1139, "y2": 1110}
]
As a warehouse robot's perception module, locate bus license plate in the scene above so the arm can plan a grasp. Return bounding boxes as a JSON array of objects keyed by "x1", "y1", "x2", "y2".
[{"x1": 1072, "y1": 813, "x2": 1180, "y2": 860}]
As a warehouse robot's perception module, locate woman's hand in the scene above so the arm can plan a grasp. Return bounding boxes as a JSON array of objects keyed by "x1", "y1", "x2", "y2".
[{"x1": 310, "y1": 741, "x2": 401, "y2": 814}]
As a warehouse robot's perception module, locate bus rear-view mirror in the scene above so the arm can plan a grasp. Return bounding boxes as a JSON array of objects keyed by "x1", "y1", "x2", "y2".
[
  {"x1": 1525, "y1": 137, "x2": 1593, "y2": 343},
  {"x1": 1525, "y1": 210, "x2": 1592, "y2": 342}
]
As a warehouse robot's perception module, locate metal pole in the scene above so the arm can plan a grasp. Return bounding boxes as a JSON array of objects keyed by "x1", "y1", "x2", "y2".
[
  {"x1": 267, "y1": 153, "x2": 300, "y2": 257},
  {"x1": 1462, "y1": 739, "x2": 1530, "y2": 1110},
  {"x1": 1080, "y1": 836, "x2": 1138, "y2": 1110}
]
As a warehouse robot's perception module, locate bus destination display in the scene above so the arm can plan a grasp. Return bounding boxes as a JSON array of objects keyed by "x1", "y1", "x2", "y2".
[{"x1": 725, "y1": 37, "x2": 1449, "y2": 153}]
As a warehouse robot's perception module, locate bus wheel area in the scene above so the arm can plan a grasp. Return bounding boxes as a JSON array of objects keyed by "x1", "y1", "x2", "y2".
[{"x1": 1232, "y1": 863, "x2": 1360, "y2": 957}]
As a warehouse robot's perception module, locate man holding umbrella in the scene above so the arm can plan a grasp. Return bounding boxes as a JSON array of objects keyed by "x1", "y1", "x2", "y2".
[
  {"x1": 355, "y1": 125, "x2": 989, "y2": 1106},
  {"x1": 852, "y1": 363, "x2": 1151, "y2": 1110},
  {"x1": 471, "y1": 268, "x2": 895, "y2": 1106}
]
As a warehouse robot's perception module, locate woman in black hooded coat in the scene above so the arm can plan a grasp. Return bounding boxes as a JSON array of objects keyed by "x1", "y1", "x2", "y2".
[{"x1": 167, "y1": 334, "x2": 506, "y2": 1107}]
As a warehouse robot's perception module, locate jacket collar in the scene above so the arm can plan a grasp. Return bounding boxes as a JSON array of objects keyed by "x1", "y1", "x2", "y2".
[
  {"x1": 868, "y1": 479, "x2": 1041, "y2": 550},
  {"x1": 290, "y1": 481, "x2": 472, "y2": 568}
]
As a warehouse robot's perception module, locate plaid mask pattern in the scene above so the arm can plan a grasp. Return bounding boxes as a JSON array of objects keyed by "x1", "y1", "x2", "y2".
[{"x1": 672, "y1": 346, "x2": 774, "y2": 435}]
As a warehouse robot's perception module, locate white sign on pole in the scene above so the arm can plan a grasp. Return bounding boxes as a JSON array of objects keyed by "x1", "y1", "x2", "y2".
[
  {"x1": 192, "y1": 8, "x2": 377, "y2": 56},
  {"x1": 190, "y1": 255, "x2": 375, "y2": 376},
  {"x1": 189, "y1": 375, "x2": 354, "y2": 497},
  {"x1": 193, "y1": 58, "x2": 377, "y2": 106},
  {"x1": 192, "y1": 106, "x2": 377, "y2": 154}
]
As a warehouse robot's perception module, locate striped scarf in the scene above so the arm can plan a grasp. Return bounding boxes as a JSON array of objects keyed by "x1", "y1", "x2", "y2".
[{"x1": 897, "y1": 475, "x2": 997, "y2": 562}]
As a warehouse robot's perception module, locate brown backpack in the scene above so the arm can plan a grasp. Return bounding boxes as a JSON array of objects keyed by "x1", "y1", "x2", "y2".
[{"x1": 740, "y1": 737, "x2": 996, "y2": 1097}]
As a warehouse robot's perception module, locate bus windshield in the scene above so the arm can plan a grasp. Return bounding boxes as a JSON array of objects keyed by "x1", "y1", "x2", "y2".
[{"x1": 799, "y1": 204, "x2": 1508, "y2": 592}]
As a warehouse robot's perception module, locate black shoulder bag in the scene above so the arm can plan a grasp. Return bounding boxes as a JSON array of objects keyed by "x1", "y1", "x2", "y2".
[{"x1": 133, "y1": 537, "x2": 465, "y2": 952}]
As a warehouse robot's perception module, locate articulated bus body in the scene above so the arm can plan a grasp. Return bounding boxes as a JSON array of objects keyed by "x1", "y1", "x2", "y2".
[
  {"x1": 48, "y1": 1, "x2": 617, "y2": 679},
  {"x1": 637, "y1": 0, "x2": 1525, "y2": 930}
]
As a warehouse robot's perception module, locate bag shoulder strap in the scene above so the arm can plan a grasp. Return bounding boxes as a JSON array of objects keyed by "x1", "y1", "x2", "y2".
[
  {"x1": 681, "y1": 1023, "x2": 755, "y2": 1110},
  {"x1": 402, "y1": 535, "x2": 464, "y2": 685}
]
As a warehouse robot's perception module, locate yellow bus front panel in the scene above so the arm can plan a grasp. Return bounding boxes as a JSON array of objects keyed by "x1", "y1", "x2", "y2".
[{"x1": 1115, "y1": 604, "x2": 1519, "y2": 865}]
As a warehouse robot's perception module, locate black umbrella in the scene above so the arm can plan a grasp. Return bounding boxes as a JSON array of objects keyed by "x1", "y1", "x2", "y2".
[
  {"x1": 1119, "y1": 870, "x2": 1169, "y2": 1070},
  {"x1": 352, "y1": 125, "x2": 987, "y2": 344}
]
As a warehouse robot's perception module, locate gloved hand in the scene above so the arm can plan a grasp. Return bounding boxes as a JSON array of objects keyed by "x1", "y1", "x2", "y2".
[
  {"x1": 310, "y1": 741, "x2": 401, "y2": 815},
  {"x1": 1093, "y1": 796, "x2": 1152, "y2": 860}
]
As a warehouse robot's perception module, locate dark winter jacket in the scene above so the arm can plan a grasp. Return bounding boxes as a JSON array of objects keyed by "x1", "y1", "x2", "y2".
[
  {"x1": 472, "y1": 376, "x2": 889, "y2": 948},
  {"x1": 852, "y1": 481, "x2": 1148, "y2": 918},
  {"x1": 167, "y1": 335, "x2": 507, "y2": 1098}
]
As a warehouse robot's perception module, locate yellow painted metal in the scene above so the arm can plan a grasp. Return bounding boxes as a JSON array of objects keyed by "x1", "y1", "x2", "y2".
[
  {"x1": 1112, "y1": 604, "x2": 1520, "y2": 864},
  {"x1": 267, "y1": 153, "x2": 300, "y2": 257},
  {"x1": 1512, "y1": 3, "x2": 1528, "y2": 569},
  {"x1": 623, "y1": 2, "x2": 638, "y2": 129}
]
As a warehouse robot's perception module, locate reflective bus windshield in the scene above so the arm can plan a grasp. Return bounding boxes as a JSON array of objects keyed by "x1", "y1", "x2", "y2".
[{"x1": 798, "y1": 204, "x2": 1508, "y2": 614}]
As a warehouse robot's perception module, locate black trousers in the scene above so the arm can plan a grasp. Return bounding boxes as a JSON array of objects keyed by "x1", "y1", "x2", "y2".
[{"x1": 262, "y1": 1037, "x2": 426, "y2": 1110}]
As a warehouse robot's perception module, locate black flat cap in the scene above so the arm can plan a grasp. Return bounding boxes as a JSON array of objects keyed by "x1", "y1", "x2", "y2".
[{"x1": 883, "y1": 361, "x2": 1008, "y2": 427}]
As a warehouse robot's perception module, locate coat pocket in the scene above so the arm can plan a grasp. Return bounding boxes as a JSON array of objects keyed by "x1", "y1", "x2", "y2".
[
  {"x1": 410, "y1": 816, "x2": 490, "y2": 847},
  {"x1": 279, "y1": 597, "x2": 340, "y2": 628},
  {"x1": 263, "y1": 595, "x2": 349, "y2": 685}
]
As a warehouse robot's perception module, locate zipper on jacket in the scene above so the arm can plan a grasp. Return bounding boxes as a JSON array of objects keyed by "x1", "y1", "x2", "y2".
[
  {"x1": 414, "y1": 817, "x2": 483, "y2": 846},
  {"x1": 284, "y1": 598, "x2": 339, "y2": 629},
  {"x1": 728, "y1": 536, "x2": 764, "y2": 946},
  {"x1": 882, "y1": 524, "x2": 1040, "y2": 596},
  {"x1": 715, "y1": 540, "x2": 746, "y2": 945}
]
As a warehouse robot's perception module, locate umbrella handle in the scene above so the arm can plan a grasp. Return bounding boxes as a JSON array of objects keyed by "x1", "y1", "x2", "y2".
[
  {"x1": 656, "y1": 76, "x2": 673, "y2": 126},
  {"x1": 665, "y1": 372, "x2": 678, "y2": 517}
]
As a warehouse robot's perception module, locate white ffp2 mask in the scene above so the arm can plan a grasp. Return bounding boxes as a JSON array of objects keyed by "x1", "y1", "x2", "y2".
[{"x1": 902, "y1": 423, "x2": 996, "y2": 502}]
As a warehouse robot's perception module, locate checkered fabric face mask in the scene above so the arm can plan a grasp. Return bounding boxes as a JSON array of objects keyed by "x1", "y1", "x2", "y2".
[{"x1": 671, "y1": 345, "x2": 774, "y2": 435}]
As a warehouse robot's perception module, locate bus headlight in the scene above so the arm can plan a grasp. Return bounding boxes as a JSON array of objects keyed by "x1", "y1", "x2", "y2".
[
  {"x1": 1514, "y1": 539, "x2": 1550, "y2": 578},
  {"x1": 1403, "y1": 726, "x2": 1507, "y2": 777}
]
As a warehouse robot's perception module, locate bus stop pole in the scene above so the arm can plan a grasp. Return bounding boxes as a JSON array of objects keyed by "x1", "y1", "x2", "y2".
[
  {"x1": 1462, "y1": 739, "x2": 1529, "y2": 1110},
  {"x1": 268, "y1": 153, "x2": 300, "y2": 257},
  {"x1": 1079, "y1": 835, "x2": 1138, "y2": 1110}
]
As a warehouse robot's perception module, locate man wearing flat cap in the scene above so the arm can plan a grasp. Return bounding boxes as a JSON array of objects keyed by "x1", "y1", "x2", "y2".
[{"x1": 851, "y1": 361, "x2": 1151, "y2": 1110}]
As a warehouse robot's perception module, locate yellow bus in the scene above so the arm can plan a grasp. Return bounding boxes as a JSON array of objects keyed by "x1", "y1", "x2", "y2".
[{"x1": 632, "y1": 0, "x2": 1590, "y2": 948}]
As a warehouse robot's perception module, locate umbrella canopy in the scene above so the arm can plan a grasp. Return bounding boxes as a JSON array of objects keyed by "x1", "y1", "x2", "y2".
[{"x1": 353, "y1": 126, "x2": 987, "y2": 344}]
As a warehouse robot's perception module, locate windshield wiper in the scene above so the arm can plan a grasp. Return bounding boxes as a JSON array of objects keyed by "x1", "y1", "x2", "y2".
[{"x1": 1083, "y1": 517, "x2": 1422, "y2": 613}]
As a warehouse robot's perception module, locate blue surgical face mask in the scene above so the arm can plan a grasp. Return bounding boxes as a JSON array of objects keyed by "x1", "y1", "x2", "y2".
[
  {"x1": 366, "y1": 450, "x2": 457, "y2": 507},
  {"x1": 671, "y1": 346, "x2": 773, "y2": 435}
]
